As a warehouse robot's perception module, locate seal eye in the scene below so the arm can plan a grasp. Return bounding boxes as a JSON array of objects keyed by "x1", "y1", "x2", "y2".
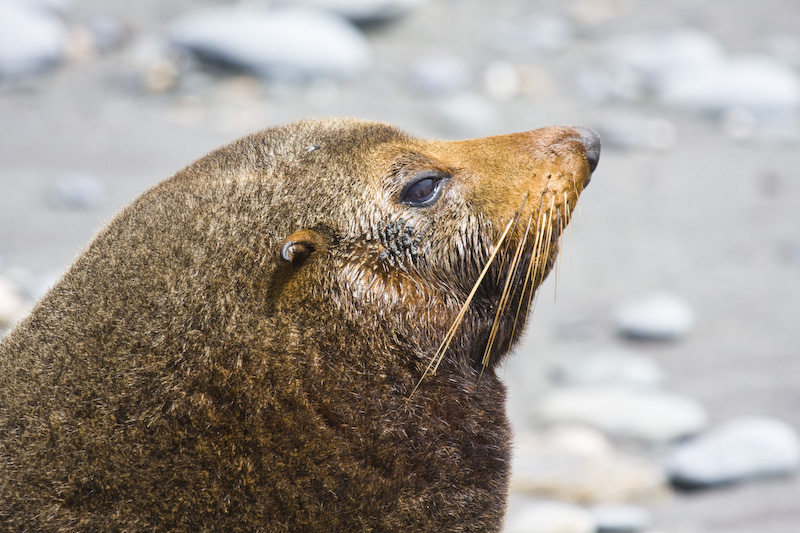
[{"x1": 400, "y1": 174, "x2": 446, "y2": 207}]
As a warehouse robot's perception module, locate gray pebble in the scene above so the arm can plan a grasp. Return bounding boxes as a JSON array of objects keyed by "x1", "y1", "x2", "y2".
[
  {"x1": 435, "y1": 93, "x2": 501, "y2": 137},
  {"x1": 409, "y1": 54, "x2": 470, "y2": 96},
  {"x1": 585, "y1": 28, "x2": 800, "y2": 120},
  {"x1": 491, "y1": 15, "x2": 575, "y2": 55},
  {"x1": 169, "y1": 6, "x2": 372, "y2": 80},
  {"x1": 504, "y1": 500, "x2": 595, "y2": 533},
  {"x1": 667, "y1": 416, "x2": 800, "y2": 489},
  {"x1": 0, "y1": 276, "x2": 29, "y2": 330},
  {"x1": 512, "y1": 427, "x2": 667, "y2": 503},
  {"x1": 280, "y1": 0, "x2": 424, "y2": 25},
  {"x1": 550, "y1": 349, "x2": 667, "y2": 388},
  {"x1": 0, "y1": 2, "x2": 67, "y2": 78},
  {"x1": 596, "y1": 115, "x2": 677, "y2": 151},
  {"x1": 615, "y1": 292, "x2": 694, "y2": 342},
  {"x1": 46, "y1": 174, "x2": 106, "y2": 211},
  {"x1": 592, "y1": 504, "x2": 652, "y2": 533},
  {"x1": 540, "y1": 386, "x2": 707, "y2": 443}
]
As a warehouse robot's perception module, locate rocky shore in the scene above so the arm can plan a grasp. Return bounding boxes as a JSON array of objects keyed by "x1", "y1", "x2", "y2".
[{"x1": 2, "y1": 1, "x2": 799, "y2": 532}]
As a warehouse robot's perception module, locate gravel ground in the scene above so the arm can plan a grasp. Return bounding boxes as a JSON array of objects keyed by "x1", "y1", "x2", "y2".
[{"x1": 1, "y1": 1, "x2": 799, "y2": 531}]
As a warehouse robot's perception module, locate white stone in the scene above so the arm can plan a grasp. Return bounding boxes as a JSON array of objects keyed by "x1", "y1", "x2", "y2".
[
  {"x1": 169, "y1": 6, "x2": 372, "y2": 79},
  {"x1": 511, "y1": 428, "x2": 667, "y2": 503},
  {"x1": 615, "y1": 291, "x2": 694, "y2": 341},
  {"x1": 596, "y1": 115, "x2": 677, "y2": 150},
  {"x1": 592, "y1": 504, "x2": 652, "y2": 533},
  {"x1": 550, "y1": 349, "x2": 667, "y2": 388},
  {"x1": 658, "y1": 55, "x2": 800, "y2": 113},
  {"x1": 504, "y1": 501, "x2": 595, "y2": 533},
  {"x1": 410, "y1": 54, "x2": 470, "y2": 95},
  {"x1": 667, "y1": 416, "x2": 800, "y2": 489},
  {"x1": 46, "y1": 174, "x2": 106, "y2": 210},
  {"x1": 279, "y1": 0, "x2": 424, "y2": 24},
  {"x1": 0, "y1": 276, "x2": 29, "y2": 329},
  {"x1": 540, "y1": 386, "x2": 707, "y2": 443},
  {"x1": 491, "y1": 15, "x2": 575, "y2": 55},
  {"x1": 595, "y1": 29, "x2": 800, "y2": 115},
  {"x1": 484, "y1": 61, "x2": 522, "y2": 101},
  {"x1": 435, "y1": 93, "x2": 501, "y2": 137},
  {"x1": 0, "y1": 1, "x2": 67, "y2": 77}
]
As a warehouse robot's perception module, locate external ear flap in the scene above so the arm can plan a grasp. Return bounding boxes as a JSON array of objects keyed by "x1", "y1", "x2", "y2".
[{"x1": 280, "y1": 229, "x2": 325, "y2": 264}]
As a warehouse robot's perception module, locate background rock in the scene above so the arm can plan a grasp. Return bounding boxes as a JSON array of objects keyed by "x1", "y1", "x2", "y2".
[
  {"x1": 667, "y1": 416, "x2": 800, "y2": 489},
  {"x1": 505, "y1": 500, "x2": 596, "y2": 533},
  {"x1": 511, "y1": 427, "x2": 667, "y2": 503},
  {"x1": 615, "y1": 292, "x2": 694, "y2": 342},
  {"x1": 169, "y1": 6, "x2": 372, "y2": 80},
  {"x1": 549, "y1": 349, "x2": 667, "y2": 388},
  {"x1": 540, "y1": 386, "x2": 707, "y2": 443},
  {"x1": 279, "y1": 0, "x2": 425, "y2": 25},
  {"x1": 0, "y1": 1, "x2": 68, "y2": 78}
]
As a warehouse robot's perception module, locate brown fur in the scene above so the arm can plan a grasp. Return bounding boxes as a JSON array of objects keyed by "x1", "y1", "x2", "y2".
[{"x1": 0, "y1": 118, "x2": 597, "y2": 531}]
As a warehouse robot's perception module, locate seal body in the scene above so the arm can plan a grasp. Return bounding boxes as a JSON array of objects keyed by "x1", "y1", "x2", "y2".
[{"x1": 0, "y1": 118, "x2": 598, "y2": 531}]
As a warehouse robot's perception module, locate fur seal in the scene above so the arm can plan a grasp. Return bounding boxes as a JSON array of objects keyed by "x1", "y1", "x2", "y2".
[{"x1": 0, "y1": 118, "x2": 599, "y2": 531}]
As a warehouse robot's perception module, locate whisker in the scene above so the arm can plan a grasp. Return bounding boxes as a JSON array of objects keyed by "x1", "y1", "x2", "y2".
[
  {"x1": 572, "y1": 181, "x2": 583, "y2": 223},
  {"x1": 411, "y1": 216, "x2": 516, "y2": 396},
  {"x1": 509, "y1": 209, "x2": 537, "y2": 343},
  {"x1": 495, "y1": 193, "x2": 529, "y2": 283},
  {"x1": 566, "y1": 192, "x2": 573, "y2": 275},
  {"x1": 481, "y1": 207, "x2": 532, "y2": 370}
]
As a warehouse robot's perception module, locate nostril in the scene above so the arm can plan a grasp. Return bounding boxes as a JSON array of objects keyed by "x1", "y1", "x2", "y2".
[{"x1": 572, "y1": 126, "x2": 601, "y2": 174}]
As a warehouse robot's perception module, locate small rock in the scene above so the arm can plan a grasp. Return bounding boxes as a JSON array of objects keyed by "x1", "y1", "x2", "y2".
[
  {"x1": 46, "y1": 174, "x2": 105, "y2": 210},
  {"x1": 0, "y1": 1, "x2": 68, "y2": 78},
  {"x1": 280, "y1": 0, "x2": 424, "y2": 25},
  {"x1": 484, "y1": 61, "x2": 522, "y2": 101},
  {"x1": 511, "y1": 427, "x2": 667, "y2": 503},
  {"x1": 596, "y1": 115, "x2": 677, "y2": 150},
  {"x1": 591, "y1": 29, "x2": 800, "y2": 116},
  {"x1": 0, "y1": 276, "x2": 29, "y2": 330},
  {"x1": 540, "y1": 386, "x2": 707, "y2": 443},
  {"x1": 658, "y1": 55, "x2": 800, "y2": 114},
  {"x1": 550, "y1": 349, "x2": 667, "y2": 388},
  {"x1": 169, "y1": 6, "x2": 372, "y2": 80},
  {"x1": 85, "y1": 15, "x2": 128, "y2": 53},
  {"x1": 435, "y1": 93, "x2": 501, "y2": 137},
  {"x1": 615, "y1": 291, "x2": 694, "y2": 341},
  {"x1": 592, "y1": 504, "x2": 652, "y2": 533},
  {"x1": 505, "y1": 500, "x2": 595, "y2": 533},
  {"x1": 409, "y1": 54, "x2": 470, "y2": 96},
  {"x1": 667, "y1": 416, "x2": 800, "y2": 489},
  {"x1": 491, "y1": 15, "x2": 575, "y2": 55}
]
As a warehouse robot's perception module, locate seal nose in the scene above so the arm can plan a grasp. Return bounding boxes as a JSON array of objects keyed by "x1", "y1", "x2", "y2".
[{"x1": 572, "y1": 126, "x2": 601, "y2": 174}]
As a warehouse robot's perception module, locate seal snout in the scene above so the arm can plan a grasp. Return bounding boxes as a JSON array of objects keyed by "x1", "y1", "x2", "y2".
[{"x1": 572, "y1": 126, "x2": 601, "y2": 174}]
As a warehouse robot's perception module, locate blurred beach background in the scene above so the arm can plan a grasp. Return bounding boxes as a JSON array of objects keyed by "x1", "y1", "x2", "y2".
[{"x1": 1, "y1": 1, "x2": 799, "y2": 531}]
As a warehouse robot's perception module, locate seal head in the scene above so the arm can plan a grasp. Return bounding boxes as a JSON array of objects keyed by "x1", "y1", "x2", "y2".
[{"x1": 0, "y1": 118, "x2": 599, "y2": 531}]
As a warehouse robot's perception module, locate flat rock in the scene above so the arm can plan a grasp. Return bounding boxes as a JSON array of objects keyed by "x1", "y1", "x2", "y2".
[
  {"x1": 46, "y1": 174, "x2": 106, "y2": 211},
  {"x1": 667, "y1": 416, "x2": 800, "y2": 489},
  {"x1": 550, "y1": 348, "x2": 667, "y2": 388},
  {"x1": 615, "y1": 291, "x2": 694, "y2": 341},
  {"x1": 540, "y1": 386, "x2": 707, "y2": 443},
  {"x1": 511, "y1": 427, "x2": 667, "y2": 503},
  {"x1": 169, "y1": 6, "x2": 372, "y2": 80},
  {"x1": 658, "y1": 55, "x2": 800, "y2": 113},
  {"x1": 505, "y1": 500, "x2": 595, "y2": 533},
  {"x1": 591, "y1": 504, "x2": 652, "y2": 533},
  {"x1": 279, "y1": 0, "x2": 424, "y2": 24},
  {"x1": 0, "y1": 1, "x2": 68, "y2": 78},
  {"x1": 409, "y1": 54, "x2": 470, "y2": 96},
  {"x1": 0, "y1": 276, "x2": 29, "y2": 330},
  {"x1": 591, "y1": 29, "x2": 800, "y2": 115}
]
